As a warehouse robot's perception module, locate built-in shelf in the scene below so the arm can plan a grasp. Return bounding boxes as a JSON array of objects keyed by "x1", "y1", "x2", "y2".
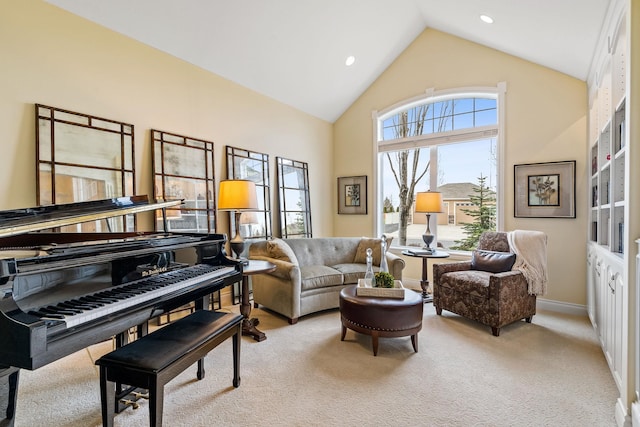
[
  {"x1": 586, "y1": 3, "x2": 633, "y2": 425},
  {"x1": 590, "y1": 99, "x2": 625, "y2": 254}
]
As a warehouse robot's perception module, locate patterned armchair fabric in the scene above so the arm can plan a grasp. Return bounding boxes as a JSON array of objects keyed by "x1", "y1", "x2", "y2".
[{"x1": 433, "y1": 231, "x2": 537, "y2": 336}]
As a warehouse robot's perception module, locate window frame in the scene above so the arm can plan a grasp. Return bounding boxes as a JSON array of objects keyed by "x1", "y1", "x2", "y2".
[{"x1": 372, "y1": 85, "x2": 507, "y2": 247}]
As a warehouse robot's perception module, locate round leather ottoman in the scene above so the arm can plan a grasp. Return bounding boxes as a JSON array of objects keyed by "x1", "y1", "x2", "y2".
[{"x1": 339, "y1": 285, "x2": 423, "y2": 356}]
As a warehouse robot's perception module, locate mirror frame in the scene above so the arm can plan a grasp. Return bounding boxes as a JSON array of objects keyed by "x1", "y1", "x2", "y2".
[
  {"x1": 225, "y1": 145, "x2": 272, "y2": 242},
  {"x1": 276, "y1": 156, "x2": 312, "y2": 238},
  {"x1": 151, "y1": 129, "x2": 216, "y2": 233},
  {"x1": 35, "y1": 104, "x2": 136, "y2": 231}
]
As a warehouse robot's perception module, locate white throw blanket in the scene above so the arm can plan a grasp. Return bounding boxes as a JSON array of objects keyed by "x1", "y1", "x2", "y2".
[{"x1": 507, "y1": 230, "x2": 548, "y2": 296}]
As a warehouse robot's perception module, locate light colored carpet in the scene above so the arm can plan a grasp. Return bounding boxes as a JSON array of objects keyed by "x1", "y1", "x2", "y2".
[{"x1": 16, "y1": 301, "x2": 617, "y2": 426}]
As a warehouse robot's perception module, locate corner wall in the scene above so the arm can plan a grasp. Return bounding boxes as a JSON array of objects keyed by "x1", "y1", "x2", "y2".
[{"x1": 333, "y1": 28, "x2": 588, "y2": 305}]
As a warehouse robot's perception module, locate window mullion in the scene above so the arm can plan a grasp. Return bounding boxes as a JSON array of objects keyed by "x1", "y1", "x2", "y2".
[{"x1": 378, "y1": 126, "x2": 497, "y2": 152}]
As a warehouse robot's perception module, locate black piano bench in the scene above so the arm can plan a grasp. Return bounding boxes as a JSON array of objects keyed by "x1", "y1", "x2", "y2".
[{"x1": 95, "y1": 310, "x2": 243, "y2": 427}]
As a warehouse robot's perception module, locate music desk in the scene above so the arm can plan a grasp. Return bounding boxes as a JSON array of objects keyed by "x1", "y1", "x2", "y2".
[
  {"x1": 241, "y1": 260, "x2": 276, "y2": 342},
  {"x1": 401, "y1": 250, "x2": 450, "y2": 303}
]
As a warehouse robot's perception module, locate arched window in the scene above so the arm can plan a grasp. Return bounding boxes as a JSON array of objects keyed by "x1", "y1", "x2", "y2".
[{"x1": 374, "y1": 85, "x2": 505, "y2": 250}]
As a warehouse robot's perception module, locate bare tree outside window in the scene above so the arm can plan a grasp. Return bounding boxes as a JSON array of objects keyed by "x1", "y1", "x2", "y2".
[{"x1": 385, "y1": 102, "x2": 453, "y2": 245}]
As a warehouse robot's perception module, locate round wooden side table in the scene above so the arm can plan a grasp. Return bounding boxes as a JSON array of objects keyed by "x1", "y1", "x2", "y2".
[
  {"x1": 241, "y1": 260, "x2": 276, "y2": 342},
  {"x1": 401, "y1": 250, "x2": 450, "y2": 303}
]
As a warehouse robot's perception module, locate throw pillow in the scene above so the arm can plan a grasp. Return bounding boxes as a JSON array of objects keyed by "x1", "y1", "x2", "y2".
[
  {"x1": 266, "y1": 238, "x2": 298, "y2": 265},
  {"x1": 354, "y1": 236, "x2": 393, "y2": 266},
  {"x1": 471, "y1": 249, "x2": 516, "y2": 273}
]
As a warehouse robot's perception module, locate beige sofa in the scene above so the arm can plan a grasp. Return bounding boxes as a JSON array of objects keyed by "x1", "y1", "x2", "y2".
[{"x1": 248, "y1": 237, "x2": 405, "y2": 324}]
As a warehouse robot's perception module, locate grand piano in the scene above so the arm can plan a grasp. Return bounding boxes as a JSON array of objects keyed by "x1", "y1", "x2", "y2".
[{"x1": 0, "y1": 196, "x2": 242, "y2": 425}]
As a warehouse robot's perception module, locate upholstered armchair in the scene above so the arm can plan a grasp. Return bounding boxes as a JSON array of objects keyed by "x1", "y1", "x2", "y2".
[{"x1": 433, "y1": 231, "x2": 543, "y2": 336}]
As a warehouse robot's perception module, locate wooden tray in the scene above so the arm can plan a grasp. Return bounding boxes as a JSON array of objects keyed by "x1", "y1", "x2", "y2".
[{"x1": 356, "y1": 279, "x2": 405, "y2": 298}]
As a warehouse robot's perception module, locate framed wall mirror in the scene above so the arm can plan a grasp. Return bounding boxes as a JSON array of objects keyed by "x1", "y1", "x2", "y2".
[
  {"x1": 276, "y1": 157, "x2": 312, "y2": 238},
  {"x1": 35, "y1": 104, "x2": 136, "y2": 232},
  {"x1": 152, "y1": 129, "x2": 216, "y2": 233},
  {"x1": 226, "y1": 146, "x2": 272, "y2": 245}
]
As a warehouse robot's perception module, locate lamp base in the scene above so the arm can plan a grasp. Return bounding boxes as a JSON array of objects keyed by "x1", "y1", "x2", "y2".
[
  {"x1": 422, "y1": 234, "x2": 434, "y2": 250},
  {"x1": 230, "y1": 210, "x2": 246, "y2": 260},
  {"x1": 230, "y1": 241, "x2": 249, "y2": 265},
  {"x1": 230, "y1": 240, "x2": 245, "y2": 259}
]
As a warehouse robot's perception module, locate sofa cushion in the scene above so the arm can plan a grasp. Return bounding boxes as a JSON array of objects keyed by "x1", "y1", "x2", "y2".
[
  {"x1": 471, "y1": 250, "x2": 516, "y2": 273},
  {"x1": 332, "y1": 263, "x2": 367, "y2": 284},
  {"x1": 353, "y1": 236, "x2": 393, "y2": 265},
  {"x1": 285, "y1": 237, "x2": 361, "y2": 267},
  {"x1": 266, "y1": 238, "x2": 299, "y2": 265},
  {"x1": 300, "y1": 265, "x2": 343, "y2": 291},
  {"x1": 440, "y1": 270, "x2": 491, "y2": 298}
]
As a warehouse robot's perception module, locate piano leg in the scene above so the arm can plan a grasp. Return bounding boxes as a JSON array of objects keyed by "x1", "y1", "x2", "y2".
[{"x1": 0, "y1": 367, "x2": 19, "y2": 427}]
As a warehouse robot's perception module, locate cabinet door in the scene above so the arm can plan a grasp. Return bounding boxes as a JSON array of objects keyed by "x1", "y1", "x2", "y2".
[
  {"x1": 603, "y1": 263, "x2": 616, "y2": 365},
  {"x1": 602, "y1": 259, "x2": 624, "y2": 390},
  {"x1": 594, "y1": 256, "x2": 605, "y2": 344},
  {"x1": 587, "y1": 250, "x2": 599, "y2": 333},
  {"x1": 611, "y1": 263, "x2": 625, "y2": 388}
]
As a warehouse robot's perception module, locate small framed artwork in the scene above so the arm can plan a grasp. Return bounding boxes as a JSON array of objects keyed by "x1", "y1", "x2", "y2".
[
  {"x1": 338, "y1": 175, "x2": 367, "y2": 214},
  {"x1": 514, "y1": 160, "x2": 576, "y2": 218}
]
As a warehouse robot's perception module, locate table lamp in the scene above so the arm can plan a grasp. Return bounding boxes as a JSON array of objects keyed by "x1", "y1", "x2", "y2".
[
  {"x1": 218, "y1": 179, "x2": 258, "y2": 260},
  {"x1": 415, "y1": 190, "x2": 444, "y2": 251}
]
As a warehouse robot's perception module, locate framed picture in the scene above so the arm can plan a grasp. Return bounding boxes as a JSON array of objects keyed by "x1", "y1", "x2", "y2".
[
  {"x1": 337, "y1": 175, "x2": 367, "y2": 214},
  {"x1": 514, "y1": 160, "x2": 576, "y2": 218}
]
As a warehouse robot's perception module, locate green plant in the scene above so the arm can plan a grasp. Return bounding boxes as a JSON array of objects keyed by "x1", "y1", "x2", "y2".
[{"x1": 374, "y1": 271, "x2": 395, "y2": 288}]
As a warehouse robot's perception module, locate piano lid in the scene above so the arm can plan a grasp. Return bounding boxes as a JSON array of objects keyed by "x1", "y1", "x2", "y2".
[{"x1": 0, "y1": 196, "x2": 182, "y2": 239}]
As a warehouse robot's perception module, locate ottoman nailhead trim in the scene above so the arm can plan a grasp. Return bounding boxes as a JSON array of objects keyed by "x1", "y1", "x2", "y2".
[{"x1": 342, "y1": 317, "x2": 410, "y2": 332}]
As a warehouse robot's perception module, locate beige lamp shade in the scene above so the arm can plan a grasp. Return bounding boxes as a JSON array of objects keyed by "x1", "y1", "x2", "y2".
[
  {"x1": 218, "y1": 179, "x2": 258, "y2": 259},
  {"x1": 415, "y1": 190, "x2": 443, "y2": 251},
  {"x1": 415, "y1": 191, "x2": 444, "y2": 213},
  {"x1": 218, "y1": 179, "x2": 258, "y2": 211}
]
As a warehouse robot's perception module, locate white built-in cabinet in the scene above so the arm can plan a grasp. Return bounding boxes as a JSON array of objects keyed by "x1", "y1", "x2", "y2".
[
  {"x1": 587, "y1": 1, "x2": 636, "y2": 425},
  {"x1": 587, "y1": 246, "x2": 626, "y2": 389}
]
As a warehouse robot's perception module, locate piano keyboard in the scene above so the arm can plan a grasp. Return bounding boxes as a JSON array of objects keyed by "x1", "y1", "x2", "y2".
[{"x1": 28, "y1": 264, "x2": 236, "y2": 328}]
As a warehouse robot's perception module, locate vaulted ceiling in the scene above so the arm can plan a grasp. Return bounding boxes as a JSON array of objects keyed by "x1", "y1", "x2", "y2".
[{"x1": 46, "y1": 0, "x2": 611, "y2": 122}]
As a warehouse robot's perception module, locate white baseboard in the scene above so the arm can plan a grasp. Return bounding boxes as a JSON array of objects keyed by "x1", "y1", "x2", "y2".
[
  {"x1": 632, "y1": 402, "x2": 640, "y2": 427},
  {"x1": 404, "y1": 284, "x2": 589, "y2": 317},
  {"x1": 536, "y1": 298, "x2": 587, "y2": 317},
  {"x1": 615, "y1": 397, "x2": 631, "y2": 426}
]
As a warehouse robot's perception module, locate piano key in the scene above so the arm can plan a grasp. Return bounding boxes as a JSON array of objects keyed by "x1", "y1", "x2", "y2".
[
  {"x1": 52, "y1": 304, "x2": 83, "y2": 314},
  {"x1": 78, "y1": 296, "x2": 105, "y2": 305},
  {"x1": 42, "y1": 307, "x2": 78, "y2": 316},
  {"x1": 38, "y1": 264, "x2": 235, "y2": 328},
  {"x1": 29, "y1": 310, "x2": 65, "y2": 319},
  {"x1": 66, "y1": 299, "x2": 102, "y2": 309}
]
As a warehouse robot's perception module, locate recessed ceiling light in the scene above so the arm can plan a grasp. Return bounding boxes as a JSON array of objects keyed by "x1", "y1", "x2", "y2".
[
  {"x1": 345, "y1": 55, "x2": 356, "y2": 66},
  {"x1": 480, "y1": 14, "x2": 494, "y2": 24}
]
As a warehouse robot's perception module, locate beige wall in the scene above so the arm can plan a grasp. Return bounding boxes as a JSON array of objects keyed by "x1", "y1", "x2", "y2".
[
  {"x1": 334, "y1": 29, "x2": 588, "y2": 305},
  {"x1": 0, "y1": 1, "x2": 333, "y2": 237}
]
